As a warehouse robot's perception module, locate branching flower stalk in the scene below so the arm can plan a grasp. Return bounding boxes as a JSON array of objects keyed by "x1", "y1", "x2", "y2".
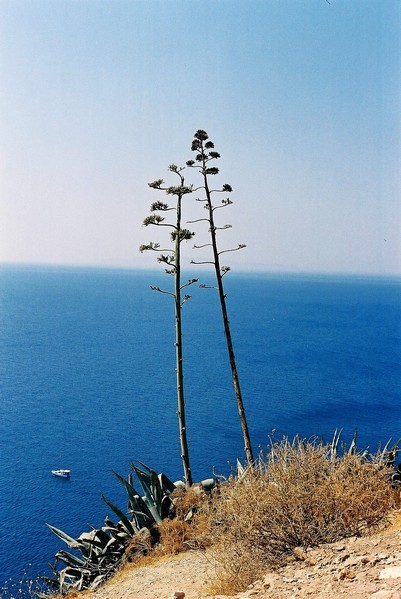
[
  {"x1": 140, "y1": 164, "x2": 196, "y2": 487},
  {"x1": 187, "y1": 130, "x2": 254, "y2": 464}
]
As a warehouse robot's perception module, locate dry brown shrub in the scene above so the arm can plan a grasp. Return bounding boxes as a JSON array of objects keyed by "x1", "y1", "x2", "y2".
[
  {"x1": 157, "y1": 518, "x2": 192, "y2": 555},
  {"x1": 157, "y1": 485, "x2": 212, "y2": 555},
  {"x1": 121, "y1": 526, "x2": 156, "y2": 566},
  {"x1": 114, "y1": 485, "x2": 212, "y2": 576},
  {"x1": 206, "y1": 436, "x2": 396, "y2": 595}
]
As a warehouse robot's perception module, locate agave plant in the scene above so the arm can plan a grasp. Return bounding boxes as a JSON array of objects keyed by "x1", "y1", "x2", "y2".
[
  {"x1": 41, "y1": 462, "x2": 216, "y2": 595},
  {"x1": 329, "y1": 428, "x2": 400, "y2": 466},
  {"x1": 127, "y1": 461, "x2": 177, "y2": 523},
  {"x1": 391, "y1": 463, "x2": 401, "y2": 487},
  {"x1": 39, "y1": 525, "x2": 124, "y2": 594},
  {"x1": 40, "y1": 462, "x2": 182, "y2": 595}
]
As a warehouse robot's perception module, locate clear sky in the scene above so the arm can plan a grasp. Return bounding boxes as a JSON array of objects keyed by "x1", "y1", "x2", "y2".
[{"x1": 1, "y1": 0, "x2": 400, "y2": 275}]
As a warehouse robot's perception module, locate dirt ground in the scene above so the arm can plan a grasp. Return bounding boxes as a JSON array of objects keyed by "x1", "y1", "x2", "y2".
[{"x1": 87, "y1": 512, "x2": 401, "y2": 599}]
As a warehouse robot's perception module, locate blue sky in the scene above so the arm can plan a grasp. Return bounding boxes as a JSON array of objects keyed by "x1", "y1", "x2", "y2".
[{"x1": 1, "y1": 0, "x2": 400, "y2": 275}]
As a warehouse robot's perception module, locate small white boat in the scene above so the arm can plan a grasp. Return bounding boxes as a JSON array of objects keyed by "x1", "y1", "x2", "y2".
[{"x1": 51, "y1": 469, "x2": 71, "y2": 479}]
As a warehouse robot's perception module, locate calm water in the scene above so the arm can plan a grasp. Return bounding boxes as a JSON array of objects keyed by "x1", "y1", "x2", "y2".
[{"x1": 0, "y1": 265, "x2": 400, "y2": 592}]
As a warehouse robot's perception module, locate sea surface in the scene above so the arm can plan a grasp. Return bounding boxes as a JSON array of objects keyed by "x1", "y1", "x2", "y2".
[{"x1": 0, "y1": 265, "x2": 400, "y2": 594}]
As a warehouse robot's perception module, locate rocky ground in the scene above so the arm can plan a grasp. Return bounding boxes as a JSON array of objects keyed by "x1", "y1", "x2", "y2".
[{"x1": 88, "y1": 512, "x2": 401, "y2": 599}]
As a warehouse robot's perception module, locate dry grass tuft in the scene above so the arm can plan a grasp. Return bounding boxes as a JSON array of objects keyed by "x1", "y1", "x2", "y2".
[
  {"x1": 157, "y1": 518, "x2": 193, "y2": 555},
  {"x1": 206, "y1": 436, "x2": 397, "y2": 595},
  {"x1": 122, "y1": 527, "x2": 156, "y2": 564},
  {"x1": 156, "y1": 485, "x2": 211, "y2": 555}
]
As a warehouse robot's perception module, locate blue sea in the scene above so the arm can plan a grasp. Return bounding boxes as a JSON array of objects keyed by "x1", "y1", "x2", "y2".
[{"x1": 0, "y1": 265, "x2": 400, "y2": 594}]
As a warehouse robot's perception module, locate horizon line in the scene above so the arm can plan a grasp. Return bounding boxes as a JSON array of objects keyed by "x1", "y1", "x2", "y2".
[{"x1": 1, "y1": 260, "x2": 400, "y2": 281}]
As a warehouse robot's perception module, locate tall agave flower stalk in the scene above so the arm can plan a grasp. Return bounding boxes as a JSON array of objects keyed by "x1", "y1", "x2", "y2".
[
  {"x1": 140, "y1": 164, "x2": 196, "y2": 487},
  {"x1": 186, "y1": 130, "x2": 254, "y2": 464}
]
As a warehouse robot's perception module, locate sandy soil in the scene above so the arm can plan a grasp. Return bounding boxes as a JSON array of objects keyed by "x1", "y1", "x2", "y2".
[{"x1": 87, "y1": 513, "x2": 401, "y2": 599}]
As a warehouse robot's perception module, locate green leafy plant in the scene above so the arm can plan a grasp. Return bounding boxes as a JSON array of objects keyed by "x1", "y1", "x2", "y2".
[
  {"x1": 140, "y1": 164, "x2": 196, "y2": 487},
  {"x1": 187, "y1": 130, "x2": 254, "y2": 463}
]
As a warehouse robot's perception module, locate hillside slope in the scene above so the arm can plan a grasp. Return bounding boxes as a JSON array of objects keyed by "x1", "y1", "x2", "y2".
[{"x1": 85, "y1": 511, "x2": 401, "y2": 599}]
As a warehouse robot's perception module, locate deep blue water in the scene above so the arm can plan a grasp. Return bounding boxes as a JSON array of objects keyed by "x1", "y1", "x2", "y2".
[{"x1": 0, "y1": 265, "x2": 400, "y2": 593}]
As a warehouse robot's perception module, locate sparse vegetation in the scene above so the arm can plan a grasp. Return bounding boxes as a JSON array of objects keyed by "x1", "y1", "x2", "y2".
[
  {"x1": 204, "y1": 434, "x2": 399, "y2": 594},
  {"x1": 32, "y1": 433, "x2": 399, "y2": 598}
]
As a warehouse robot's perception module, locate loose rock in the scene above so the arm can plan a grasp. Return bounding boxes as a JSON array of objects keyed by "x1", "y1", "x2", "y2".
[{"x1": 379, "y1": 566, "x2": 401, "y2": 579}]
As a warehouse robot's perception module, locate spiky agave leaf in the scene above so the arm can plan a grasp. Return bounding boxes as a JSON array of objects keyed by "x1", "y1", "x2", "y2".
[
  {"x1": 76, "y1": 530, "x2": 113, "y2": 561},
  {"x1": 82, "y1": 527, "x2": 111, "y2": 548},
  {"x1": 47, "y1": 524, "x2": 82, "y2": 549},
  {"x1": 101, "y1": 494, "x2": 138, "y2": 537},
  {"x1": 55, "y1": 549, "x2": 87, "y2": 569},
  {"x1": 134, "y1": 461, "x2": 176, "y2": 521},
  {"x1": 158, "y1": 471, "x2": 177, "y2": 493},
  {"x1": 131, "y1": 462, "x2": 163, "y2": 522},
  {"x1": 138, "y1": 462, "x2": 163, "y2": 508},
  {"x1": 330, "y1": 428, "x2": 343, "y2": 460},
  {"x1": 105, "y1": 526, "x2": 130, "y2": 544},
  {"x1": 113, "y1": 470, "x2": 155, "y2": 528},
  {"x1": 348, "y1": 430, "x2": 358, "y2": 455},
  {"x1": 61, "y1": 566, "x2": 87, "y2": 579},
  {"x1": 140, "y1": 491, "x2": 162, "y2": 524},
  {"x1": 57, "y1": 566, "x2": 87, "y2": 593},
  {"x1": 378, "y1": 438, "x2": 400, "y2": 467},
  {"x1": 136, "y1": 461, "x2": 176, "y2": 494}
]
